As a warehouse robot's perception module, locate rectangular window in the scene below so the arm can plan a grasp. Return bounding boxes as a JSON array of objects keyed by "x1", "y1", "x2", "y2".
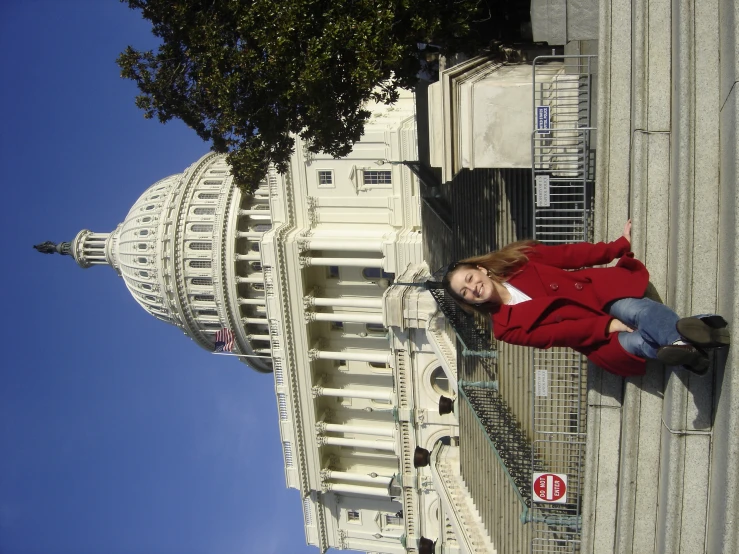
[
  {"x1": 362, "y1": 170, "x2": 392, "y2": 186},
  {"x1": 330, "y1": 321, "x2": 344, "y2": 331},
  {"x1": 326, "y1": 266, "x2": 340, "y2": 279},
  {"x1": 347, "y1": 510, "x2": 361, "y2": 523},
  {"x1": 277, "y1": 393, "x2": 288, "y2": 421},
  {"x1": 317, "y1": 170, "x2": 334, "y2": 188},
  {"x1": 282, "y1": 441, "x2": 294, "y2": 467},
  {"x1": 385, "y1": 514, "x2": 403, "y2": 526},
  {"x1": 303, "y1": 498, "x2": 314, "y2": 527}
]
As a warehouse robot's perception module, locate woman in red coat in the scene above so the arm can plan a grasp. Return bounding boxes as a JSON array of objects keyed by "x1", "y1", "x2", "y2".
[{"x1": 442, "y1": 221, "x2": 729, "y2": 376}]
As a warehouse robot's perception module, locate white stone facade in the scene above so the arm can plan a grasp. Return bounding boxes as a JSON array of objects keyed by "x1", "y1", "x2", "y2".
[{"x1": 52, "y1": 89, "x2": 489, "y2": 553}]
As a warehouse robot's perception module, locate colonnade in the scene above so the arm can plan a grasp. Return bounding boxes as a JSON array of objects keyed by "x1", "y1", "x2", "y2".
[
  {"x1": 320, "y1": 469, "x2": 394, "y2": 498},
  {"x1": 299, "y1": 232, "x2": 400, "y2": 501}
]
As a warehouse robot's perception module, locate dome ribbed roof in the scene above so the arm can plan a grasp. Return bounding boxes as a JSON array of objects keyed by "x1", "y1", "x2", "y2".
[
  {"x1": 115, "y1": 174, "x2": 182, "y2": 324},
  {"x1": 43, "y1": 153, "x2": 274, "y2": 372}
]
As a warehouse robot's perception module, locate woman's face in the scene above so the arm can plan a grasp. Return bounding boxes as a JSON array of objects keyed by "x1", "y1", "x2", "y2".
[{"x1": 448, "y1": 266, "x2": 498, "y2": 305}]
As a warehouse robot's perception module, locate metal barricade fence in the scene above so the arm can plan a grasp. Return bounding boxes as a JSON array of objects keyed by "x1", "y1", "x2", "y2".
[{"x1": 529, "y1": 55, "x2": 597, "y2": 553}]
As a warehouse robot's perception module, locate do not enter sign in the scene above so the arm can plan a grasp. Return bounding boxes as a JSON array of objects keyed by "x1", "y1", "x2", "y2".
[{"x1": 532, "y1": 472, "x2": 568, "y2": 504}]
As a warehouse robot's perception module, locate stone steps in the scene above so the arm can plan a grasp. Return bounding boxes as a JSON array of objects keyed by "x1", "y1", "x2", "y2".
[{"x1": 584, "y1": 0, "x2": 738, "y2": 552}]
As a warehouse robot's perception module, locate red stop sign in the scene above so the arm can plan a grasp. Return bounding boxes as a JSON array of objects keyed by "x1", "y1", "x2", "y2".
[{"x1": 533, "y1": 473, "x2": 567, "y2": 503}]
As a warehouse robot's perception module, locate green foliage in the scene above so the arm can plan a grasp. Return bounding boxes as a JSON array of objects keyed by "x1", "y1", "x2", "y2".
[{"x1": 118, "y1": 0, "x2": 489, "y2": 190}]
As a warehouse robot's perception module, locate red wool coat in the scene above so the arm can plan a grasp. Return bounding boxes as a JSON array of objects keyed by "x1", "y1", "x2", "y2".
[{"x1": 491, "y1": 236, "x2": 650, "y2": 376}]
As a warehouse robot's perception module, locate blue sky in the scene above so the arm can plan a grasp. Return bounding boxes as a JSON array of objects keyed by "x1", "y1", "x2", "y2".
[{"x1": 0, "y1": 2, "x2": 353, "y2": 553}]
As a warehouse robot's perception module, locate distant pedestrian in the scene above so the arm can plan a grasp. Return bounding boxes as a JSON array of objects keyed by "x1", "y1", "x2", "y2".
[{"x1": 442, "y1": 220, "x2": 729, "y2": 375}]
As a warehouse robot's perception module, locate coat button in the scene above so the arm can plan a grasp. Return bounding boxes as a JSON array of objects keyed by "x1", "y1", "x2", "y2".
[
  {"x1": 575, "y1": 283, "x2": 584, "y2": 290},
  {"x1": 550, "y1": 283, "x2": 559, "y2": 291}
]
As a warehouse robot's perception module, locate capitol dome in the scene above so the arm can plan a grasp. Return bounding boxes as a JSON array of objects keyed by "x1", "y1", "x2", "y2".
[{"x1": 35, "y1": 153, "x2": 274, "y2": 373}]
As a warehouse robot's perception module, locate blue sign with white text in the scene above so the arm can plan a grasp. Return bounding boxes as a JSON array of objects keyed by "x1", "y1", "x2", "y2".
[{"x1": 536, "y1": 106, "x2": 550, "y2": 133}]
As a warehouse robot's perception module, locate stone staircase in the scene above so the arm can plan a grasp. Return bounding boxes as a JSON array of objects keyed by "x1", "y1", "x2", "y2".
[{"x1": 583, "y1": 0, "x2": 739, "y2": 553}]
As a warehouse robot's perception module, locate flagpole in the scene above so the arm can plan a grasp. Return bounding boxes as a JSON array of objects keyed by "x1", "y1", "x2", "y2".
[{"x1": 212, "y1": 351, "x2": 273, "y2": 359}]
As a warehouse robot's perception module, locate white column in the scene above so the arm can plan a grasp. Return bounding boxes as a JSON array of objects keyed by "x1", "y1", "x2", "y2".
[
  {"x1": 235, "y1": 253, "x2": 261, "y2": 262},
  {"x1": 323, "y1": 423, "x2": 395, "y2": 438},
  {"x1": 311, "y1": 350, "x2": 391, "y2": 365},
  {"x1": 302, "y1": 238, "x2": 383, "y2": 252},
  {"x1": 247, "y1": 334, "x2": 271, "y2": 341},
  {"x1": 303, "y1": 256, "x2": 383, "y2": 268},
  {"x1": 313, "y1": 386, "x2": 393, "y2": 402},
  {"x1": 323, "y1": 470, "x2": 393, "y2": 486},
  {"x1": 310, "y1": 312, "x2": 384, "y2": 325},
  {"x1": 239, "y1": 209, "x2": 271, "y2": 217},
  {"x1": 236, "y1": 275, "x2": 264, "y2": 284},
  {"x1": 237, "y1": 231, "x2": 263, "y2": 239},
  {"x1": 242, "y1": 317, "x2": 268, "y2": 325},
  {"x1": 309, "y1": 296, "x2": 383, "y2": 309},
  {"x1": 323, "y1": 482, "x2": 390, "y2": 497},
  {"x1": 320, "y1": 436, "x2": 395, "y2": 452},
  {"x1": 238, "y1": 298, "x2": 266, "y2": 305},
  {"x1": 345, "y1": 538, "x2": 405, "y2": 553}
]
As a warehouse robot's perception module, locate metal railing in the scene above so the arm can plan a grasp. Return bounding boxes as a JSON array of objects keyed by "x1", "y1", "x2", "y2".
[
  {"x1": 426, "y1": 268, "x2": 497, "y2": 357},
  {"x1": 529, "y1": 55, "x2": 597, "y2": 553},
  {"x1": 531, "y1": 55, "x2": 595, "y2": 244}
]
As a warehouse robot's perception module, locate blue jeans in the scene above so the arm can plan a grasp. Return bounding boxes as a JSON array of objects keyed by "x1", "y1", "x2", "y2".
[{"x1": 606, "y1": 298, "x2": 681, "y2": 360}]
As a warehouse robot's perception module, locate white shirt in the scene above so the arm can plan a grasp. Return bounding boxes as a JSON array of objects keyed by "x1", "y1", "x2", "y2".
[{"x1": 503, "y1": 282, "x2": 532, "y2": 305}]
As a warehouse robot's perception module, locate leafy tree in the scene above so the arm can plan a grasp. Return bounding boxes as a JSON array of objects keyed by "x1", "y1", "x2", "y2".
[{"x1": 118, "y1": 0, "x2": 504, "y2": 189}]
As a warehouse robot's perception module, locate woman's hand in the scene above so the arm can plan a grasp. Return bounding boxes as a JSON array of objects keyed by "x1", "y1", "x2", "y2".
[
  {"x1": 622, "y1": 219, "x2": 632, "y2": 243},
  {"x1": 608, "y1": 318, "x2": 634, "y2": 334}
]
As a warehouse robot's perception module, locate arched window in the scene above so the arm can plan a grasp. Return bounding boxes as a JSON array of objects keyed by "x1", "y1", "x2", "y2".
[
  {"x1": 189, "y1": 260, "x2": 211, "y2": 269},
  {"x1": 145, "y1": 204, "x2": 155, "y2": 211},
  {"x1": 193, "y1": 294, "x2": 214, "y2": 302},
  {"x1": 430, "y1": 366, "x2": 450, "y2": 395},
  {"x1": 251, "y1": 243, "x2": 260, "y2": 252},
  {"x1": 138, "y1": 229, "x2": 149, "y2": 236},
  {"x1": 141, "y1": 216, "x2": 152, "y2": 223},
  {"x1": 252, "y1": 283, "x2": 265, "y2": 291},
  {"x1": 141, "y1": 283, "x2": 152, "y2": 291},
  {"x1": 254, "y1": 224, "x2": 271, "y2": 232},
  {"x1": 191, "y1": 224, "x2": 213, "y2": 233},
  {"x1": 189, "y1": 242, "x2": 212, "y2": 250},
  {"x1": 191, "y1": 277, "x2": 212, "y2": 286},
  {"x1": 369, "y1": 362, "x2": 389, "y2": 370},
  {"x1": 251, "y1": 262, "x2": 262, "y2": 271},
  {"x1": 203, "y1": 179, "x2": 222, "y2": 186},
  {"x1": 138, "y1": 270, "x2": 149, "y2": 278},
  {"x1": 194, "y1": 207, "x2": 215, "y2": 215},
  {"x1": 138, "y1": 243, "x2": 148, "y2": 250},
  {"x1": 137, "y1": 257, "x2": 148, "y2": 264},
  {"x1": 198, "y1": 192, "x2": 219, "y2": 200},
  {"x1": 198, "y1": 309, "x2": 218, "y2": 316}
]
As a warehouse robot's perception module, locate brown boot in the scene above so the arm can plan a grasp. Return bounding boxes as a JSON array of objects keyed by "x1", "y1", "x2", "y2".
[
  {"x1": 657, "y1": 344, "x2": 710, "y2": 375},
  {"x1": 677, "y1": 317, "x2": 730, "y2": 348}
]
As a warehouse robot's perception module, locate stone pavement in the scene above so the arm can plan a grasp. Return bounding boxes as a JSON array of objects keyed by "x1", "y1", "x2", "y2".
[{"x1": 583, "y1": 0, "x2": 739, "y2": 552}]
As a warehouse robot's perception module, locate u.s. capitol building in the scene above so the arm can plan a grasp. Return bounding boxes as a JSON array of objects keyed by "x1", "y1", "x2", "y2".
[{"x1": 38, "y1": 90, "x2": 492, "y2": 554}]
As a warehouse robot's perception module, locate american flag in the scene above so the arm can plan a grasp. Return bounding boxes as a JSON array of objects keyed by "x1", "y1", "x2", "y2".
[{"x1": 213, "y1": 328, "x2": 235, "y2": 353}]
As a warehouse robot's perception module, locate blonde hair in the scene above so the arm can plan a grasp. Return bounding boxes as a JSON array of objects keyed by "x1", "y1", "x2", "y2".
[
  {"x1": 442, "y1": 240, "x2": 537, "y2": 314},
  {"x1": 459, "y1": 240, "x2": 537, "y2": 282}
]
